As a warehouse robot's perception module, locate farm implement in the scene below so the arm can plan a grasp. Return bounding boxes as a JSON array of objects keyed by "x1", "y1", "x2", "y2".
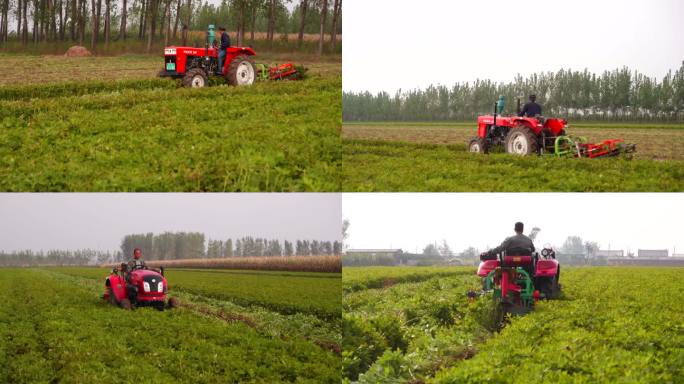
[
  {"x1": 159, "y1": 24, "x2": 305, "y2": 88},
  {"x1": 469, "y1": 244, "x2": 560, "y2": 325},
  {"x1": 103, "y1": 263, "x2": 178, "y2": 311},
  {"x1": 468, "y1": 96, "x2": 636, "y2": 158}
]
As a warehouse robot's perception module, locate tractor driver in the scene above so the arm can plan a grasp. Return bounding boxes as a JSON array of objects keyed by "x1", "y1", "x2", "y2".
[
  {"x1": 127, "y1": 248, "x2": 147, "y2": 271},
  {"x1": 483, "y1": 222, "x2": 535, "y2": 259},
  {"x1": 519, "y1": 94, "x2": 542, "y2": 117},
  {"x1": 217, "y1": 26, "x2": 231, "y2": 75}
]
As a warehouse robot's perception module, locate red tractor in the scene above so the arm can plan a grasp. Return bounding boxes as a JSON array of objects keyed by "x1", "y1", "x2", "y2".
[
  {"x1": 468, "y1": 96, "x2": 635, "y2": 158},
  {"x1": 103, "y1": 263, "x2": 178, "y2": 311},
  {"x1": 159, "y1": 45, "x2": 257, "y2": 88},
  {"x1": 471, "y1": 246, "x2": 560, "y2": 324},
  {"x1": 158, "y1": 25, "x2": 304, "y2": 88}
]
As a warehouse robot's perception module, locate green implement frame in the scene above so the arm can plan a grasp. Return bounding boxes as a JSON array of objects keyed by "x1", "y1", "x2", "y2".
[{"x1": 484, "y1": 267, "x2": 535, "y2": 308}]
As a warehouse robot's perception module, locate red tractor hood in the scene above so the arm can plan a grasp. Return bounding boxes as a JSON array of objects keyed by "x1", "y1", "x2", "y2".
[{"x1": 164, "y1": 46, "x2": 256, "y2": 57}]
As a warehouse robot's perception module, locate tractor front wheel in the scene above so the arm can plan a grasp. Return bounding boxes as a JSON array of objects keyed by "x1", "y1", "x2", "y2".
[
  {"x1": 468, "y1": 137, "x2": 488, "y2": 154},
  {"x1": 504, "y1": 126, "x2": 538, "y2": 156},
  {"x1": 182, "y1": 68, "x2": 208, "y2": 88},
  {"x1": 226, "y1": 55, "x2": 256, "y2": 86}
]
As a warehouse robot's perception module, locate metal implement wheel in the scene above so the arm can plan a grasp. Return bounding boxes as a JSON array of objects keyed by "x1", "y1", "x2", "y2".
[
  {"x1": 182, "y1": 68, "x2": 208, "y2": 88},
  {"x1": 226, "y1": 55, "x2": 256, "y2": 86},
  {"x1": 468, "y1": 137, "x2": 488, "y2": 154},
  {"x1": 504, "y1": 126, "x2": 538, "y2": 156}
]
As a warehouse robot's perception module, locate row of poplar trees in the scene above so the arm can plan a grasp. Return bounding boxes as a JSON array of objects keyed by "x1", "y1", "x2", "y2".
[
  {"x1": 343, "y1": 64, "x2": 684, "y2": 122},
  {"x1": 0, "y1": 0, "x2": 341, "y2": 53},
  {"x1": 120, "y1": 232, "x2": 341, "y2": 261}
]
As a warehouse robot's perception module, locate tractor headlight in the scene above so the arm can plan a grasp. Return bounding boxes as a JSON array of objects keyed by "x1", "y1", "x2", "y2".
[
  {"x1": 157, "y1": 282, "x2": 164, "y2": 292},
  {"x1": 143, "y1": 282, "x2": 150, "y2": 292}
]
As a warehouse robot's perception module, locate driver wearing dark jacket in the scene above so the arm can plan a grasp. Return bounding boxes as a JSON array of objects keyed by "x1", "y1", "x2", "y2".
[{"x1": 484, "y1": 222, "x2": 535, "y2": 258}]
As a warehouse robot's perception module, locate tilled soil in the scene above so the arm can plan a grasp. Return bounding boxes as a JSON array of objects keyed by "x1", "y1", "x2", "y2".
[{"x1": 342, "y1": 124, "x2": 684, "y2": 161}]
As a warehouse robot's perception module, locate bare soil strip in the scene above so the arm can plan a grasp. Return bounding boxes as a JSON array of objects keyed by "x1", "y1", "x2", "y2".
[{"x1": 343, "y1": 124, "x2": 684, "y2": 161}]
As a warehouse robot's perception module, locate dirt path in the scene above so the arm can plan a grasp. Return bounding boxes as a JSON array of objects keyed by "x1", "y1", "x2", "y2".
[{"x1": 343, "y1": 124, "x2": 684, "y2": 161}]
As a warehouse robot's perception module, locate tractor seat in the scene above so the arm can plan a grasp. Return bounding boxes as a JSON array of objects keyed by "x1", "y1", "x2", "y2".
[{"x1": 503, "y1": 247, "x2": 533, "y2": 267}]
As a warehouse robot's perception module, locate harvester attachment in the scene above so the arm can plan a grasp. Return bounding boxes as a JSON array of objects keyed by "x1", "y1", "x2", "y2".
[
  {"x1": 256, "y1": 62, "x2": 306, "y2": 81},
  {"x1": 554, "y1": 136, "x2": 636, "y2": 159}
]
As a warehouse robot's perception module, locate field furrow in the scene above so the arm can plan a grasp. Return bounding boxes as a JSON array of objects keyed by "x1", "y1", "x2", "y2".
[
  {"x1": 0, "y1": 269, "x2": 341, "y2": 383},
  {"x1": 342, "y1": 266, "x2": 684, "y2": 384}
]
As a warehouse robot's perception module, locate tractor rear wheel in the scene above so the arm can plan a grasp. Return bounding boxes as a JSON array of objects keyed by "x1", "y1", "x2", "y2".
[
  {"x1": 120, "y1": 298, "x2": 132, "y2": 310},
  {"x1": 468, "y1": 137, "x2": 488, "y2": 154},
  {"x1": 182, "y1": 68, "x2": 208, "y2": 88},
  {"x1": 226, "y1": 55, "x2": 256, "y2": 86},
  {"x1": 538, "y1": 276, "x2": 560, "y2": 299},
  {"x1": 504, "y1": 126, "x2": 538, "y2": 156},
  {"x1": 108, "y1": 288, "x2": 117, "y2": 306}
]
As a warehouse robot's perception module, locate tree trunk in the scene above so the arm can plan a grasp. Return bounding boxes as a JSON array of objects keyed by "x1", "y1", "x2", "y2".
[
  {"x1": 329, "y1": 0, "x2": 339, "y2": 51},
  {"x1": 146, "y1": 0, "x2": 158, "y2": 52},
  {"x1": 90, "y1": 0, "x2": 96, "y2": 48},
  {"x1": 57, "y1": 0, "x2": 64, "y2": 40},
  {"x1": 22, "y1": 0, "x2": 28, "y2": 43},
  {"x1": 79, "y1": 0, "x2": 86, "y2": 45},
  {"x1": 172, "y1": 0, "x2": 180, "y2": 39},
  {"x1": 138, "y1": 0, "x2": 146, "y2": 39},
  {"x1": 163, "y1": 0, "x2": 170, "y2": 46},
  {"x1": 183, "y1": 0, "x2": 190, "y2": 41},
  {"x1": 69, "y1": 0, "x2": 75, "y2": 40},
  {"x1": 297, "y1": 0, "x2": 307, "y2": 47},
  {"x1": 249, "y1": 3, "x2": 255, "y2": 44},
  {"x1": 16, "y1": 0, "x2": 22, "y2": 38},
  {"x1": 104, "y1": 0, "x2": 110, "y2": 47},
  {"x1": 118, "y1": 0, "x2": 126, "y2": 40},
  {"x1": 237, "y1": 1, "x2": 244, "y2": 46},
  {"x1": 32, "y1": 0, "x2": 38, "y2": 43},
  {"x1": 0, "y1": 0, "x2": 7, "y2": 43},
  {"x1": 95, "y1": 0, "x2": 101, "y2": 43},
  {"x1": 266, "y1": 0, "x2": 273, "y2": 43},
  {"x1": 317, "y1": 0, "x2": 327, "y2": 56}
]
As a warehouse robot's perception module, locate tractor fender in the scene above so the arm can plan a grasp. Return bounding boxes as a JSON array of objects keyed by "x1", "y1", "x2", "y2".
[
  {"x1": 106, "y1": 274, "x2": 128, "y2": 302},
  {"x1": 535, "y1": 259, "x2": 559, "y2": 277},
  {"x1": 510, "y1": 117, "x2": 538, "y2": 130},
  {"x1": 227, "y1": 46, "x2": 256, "y2": 56},
  {"x1": 477, "y1": 260, "x2": 499, "y2": 277}
]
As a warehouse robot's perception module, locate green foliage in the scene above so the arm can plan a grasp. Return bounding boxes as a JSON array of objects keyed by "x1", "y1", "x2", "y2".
[
  {"x1": 0, "y1": 269, "x2": 340, "y2": 383},
  {"x1": 342, "y1": 139, "x2": 684, "y2": 191},
  {"x1": 0, "y1": 75, "x2": 342, "y2": 191},
  {"x1": 343, "y1": 266, "x2": 684, "y2": 383},
  {"x1": 342, "y1": 314, "x2": 388, "y2": 381},
  {"x1": 343, "y1": 269, "x2": 488, "y2": 382},
  {"x1": 343, "y1": 266, "x2": 472, "y2": 293},
  {"x1": 343, "y1": 64, "x2": 684, "y2": 122},
  {"x1": 431, "y1": 267, "x2": 684, "y2": 383}
]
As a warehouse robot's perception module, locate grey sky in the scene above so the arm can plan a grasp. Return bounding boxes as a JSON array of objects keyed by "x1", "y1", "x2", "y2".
[
  {"x1": 343, "y1": 0, "x2": 684, "y2": 93},
  {"x1": 0, "y1": 193, "x2": 341, "y2": 253},
  {"x1": 343, "y1": 193, "x2": 684, "y2": 255}
]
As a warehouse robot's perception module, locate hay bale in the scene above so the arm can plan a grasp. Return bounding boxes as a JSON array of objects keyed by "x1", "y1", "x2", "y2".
[{"x1": 64, "y1": 46, "x2": 92, "y2": 57}]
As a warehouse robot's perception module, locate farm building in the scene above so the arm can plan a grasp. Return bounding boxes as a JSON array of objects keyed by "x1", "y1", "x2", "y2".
[
  {"x1": 608, "y1": 257, "x2": 684, "y2": 266},
  {"x1": 596, "y1": 250, "x2": 624, "y2": 257},
  {"x1": 637, "y1": 249, "x2": 668, "y2": 258}
]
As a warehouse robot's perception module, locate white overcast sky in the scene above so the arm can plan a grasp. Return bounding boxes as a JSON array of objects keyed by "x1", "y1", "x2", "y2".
[
  {"x1": 343, "y1": 193, "x2": 684, "y2": 255},
  {"x1": 342, "y1": 0, "x2": 684, "y2": 93},
  {"x1": 0, "y1": 193, "x2": 341, "y2": 253}
]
